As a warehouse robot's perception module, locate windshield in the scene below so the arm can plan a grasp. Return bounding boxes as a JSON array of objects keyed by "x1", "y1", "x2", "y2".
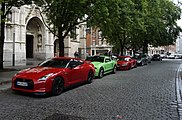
[
  {"x1": 118, "y1": 57, "x2": 130, "y2": 61},
  {"x1": 38, "y1": 59, "x2": 70, "y2": 68},
  {"x1": 85, "y1": 56, "x2": 104, "y2": 62},
  {"x1": 134, "y1": 55, "x2": 142, "y2": 60}
]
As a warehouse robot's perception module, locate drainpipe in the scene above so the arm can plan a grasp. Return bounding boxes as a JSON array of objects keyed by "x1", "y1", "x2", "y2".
[{"x1": 12, "y1": 32, "x2": 15, "y2": 66}]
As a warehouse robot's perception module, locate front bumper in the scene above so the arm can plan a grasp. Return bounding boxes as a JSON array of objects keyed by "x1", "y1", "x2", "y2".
[
  {"x1": 12, "y1": 78, "x2": 52, "y2": 94},
  {"x1": 117, "y1": 64, "x2": 129, "y2": 70}
]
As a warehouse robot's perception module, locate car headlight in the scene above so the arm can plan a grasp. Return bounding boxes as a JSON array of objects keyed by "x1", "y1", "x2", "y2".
[{"x1": 38, "y1": 73, "x2": 54, "y2": 81}]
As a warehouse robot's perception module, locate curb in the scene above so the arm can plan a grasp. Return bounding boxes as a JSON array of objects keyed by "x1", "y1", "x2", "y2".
[
  {"x1": 176, "y1": 63, "x2": 182, "y2": 120},
  {"x1": 0, "y1": 80, "x2": 11, "y2": 85},
  {"x1": 0, "y1": 68, "x2": 20, "y2": 72},
  {"x1": 0, "y1": 81, "x2": 11, "y2": 93}
]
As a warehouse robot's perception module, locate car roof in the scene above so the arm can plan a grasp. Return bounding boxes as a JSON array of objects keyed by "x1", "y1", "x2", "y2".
[
  {"x1": 118, "y1": 56, "x2": 131, "y2": 58},
  {"x1": 52, "y1": 57, "x2": 82, "y2": 60},
  {"x1": 89, "y1": 55, "x2": 109, "y2": 58}
]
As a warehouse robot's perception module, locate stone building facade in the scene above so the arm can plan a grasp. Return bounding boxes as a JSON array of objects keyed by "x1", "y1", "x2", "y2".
[
  {"x1": 86, "y1": 27, "x2": 112, "y2": 56},
  {"x1": 3, "y1": 4, "x2": 87, "y2": 66}
]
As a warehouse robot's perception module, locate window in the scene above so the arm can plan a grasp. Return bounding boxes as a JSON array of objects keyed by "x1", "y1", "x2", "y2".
[
  {"x1": 70, "y1": 27, "x2": 77, "y2": 40},
  {"x1": 67, "y1": 60, "x2": 83, "y2": 68},
  {"x1": 39, "y1": 59, "x2": 70, "y2": 68},
  {"x1": 105, "y1": 58, "x2": 111, "y2": 62},
  {"x1": 85, "y1": 56, "x2": 104, "y2": 63}
]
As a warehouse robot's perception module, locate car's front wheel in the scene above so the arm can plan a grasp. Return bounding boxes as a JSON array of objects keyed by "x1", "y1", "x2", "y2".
[
  {"x1": 87, "y1": 70, "x2": 94, "y2": 84},
  {"x1": 112, "y1": 65, "x2": 117, "y2": 74},
  {"x1": 52, "y1": 77, "x2": 64, "y2": 96},
  {"x1": 128, "y1": 64, "x2": 131, "y2": 70},
  {"x1": 98, "y1": 68, "x2": 104, "y2": 78}
]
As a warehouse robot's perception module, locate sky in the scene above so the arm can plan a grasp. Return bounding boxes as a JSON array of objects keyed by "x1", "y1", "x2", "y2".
[{"x1": 173, "y1": 0, "x2": 182, "y2": 27}]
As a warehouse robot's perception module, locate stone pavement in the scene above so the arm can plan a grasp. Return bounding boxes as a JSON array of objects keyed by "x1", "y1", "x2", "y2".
[{"x1": 0, "y1": 65, "x2": 35, "y2": 91}]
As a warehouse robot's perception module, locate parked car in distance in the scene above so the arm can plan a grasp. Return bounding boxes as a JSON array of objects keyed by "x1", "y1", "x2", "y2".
[
  {"x1": 146, "y1": 54, "x2": 152, "y2": 63},
  {"x1": 160, "y1": 53, "x2": 167, "y2": 58},
  {"x1": 133, "y1": 54, "x2": 148, "y2": 66},
  {"x1": 167, "y1": 54, "x2": 175, "y2": 59},
  {"x1": 12, "y1": 57, "x2": 95, "y2": 96},
  {"x1": 151, "y1": 54, "x2": 162, "y2": 61},
  {"x1": 117, "y1": 56, "x2": 137, "y2": 70},
  {"x1": 85, "y1": 55, "x2": 117, "y2": 78},
  {"x1": 174, "y1": 54, "x2": 182, "y2": 59}
]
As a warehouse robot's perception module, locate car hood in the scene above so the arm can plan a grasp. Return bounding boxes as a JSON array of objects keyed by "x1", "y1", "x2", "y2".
[
  {"x1": 91, "y1": 62, "x2": 102, "y2": 67},
  {"x1": 15, "y1": 67, "x2": 65, "y2": 79},
  {"x1": 117, "y1": 60, "x2": 127, "y2": 64}
]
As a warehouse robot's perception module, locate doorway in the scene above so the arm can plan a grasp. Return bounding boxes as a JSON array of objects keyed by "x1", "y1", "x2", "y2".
[{"x1": 26, "y1": 35, "x2": 34, "y2": 58}]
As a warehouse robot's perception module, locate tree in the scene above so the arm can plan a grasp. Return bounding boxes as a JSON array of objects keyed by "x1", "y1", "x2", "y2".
[
  {"x1": 90, "y1": 0, "x2": 143, "y2": 55},
  {"x1": 0, "y1": 0, "x2": 32, "y2": 70},
  {"x1": 37, "y1": 0, "x2": 95, "y2": 57},
  {"x1": 90, "y1": 0, "x2": 181, "y2": 55},
  {"x1": 139, "y1": 0, "x2": 181, "y2": 53}
]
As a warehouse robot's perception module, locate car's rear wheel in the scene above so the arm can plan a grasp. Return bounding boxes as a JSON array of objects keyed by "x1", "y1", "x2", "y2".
[
  {"x1": 52, "y1": 77, "x2": 64, "y2": 96},
  {"x1": 98, "y1": 68, "x2": 104, "y2": 78},
  {"x1": 140, "y1": 61, "x2": 144, "y2": 66},
  {"x1": 87, "y1": 70, "x2": 94, "y2": 84},
  {"x1": 145, "y1": 60, "x2": 148, "y2": 65}
]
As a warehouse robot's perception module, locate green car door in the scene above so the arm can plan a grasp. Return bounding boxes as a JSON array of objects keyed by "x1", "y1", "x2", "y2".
[{"x1": 104, "y1": 57, "x2": 113, "y2": 73}]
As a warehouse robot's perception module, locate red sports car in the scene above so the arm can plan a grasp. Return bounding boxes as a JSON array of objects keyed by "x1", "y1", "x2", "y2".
[
  {"x1": 117, "y1": 56, "x2": 137, "y2": 70},
  {"x1": 12, "y1": 57, "x2": 95, "y2": 96}
]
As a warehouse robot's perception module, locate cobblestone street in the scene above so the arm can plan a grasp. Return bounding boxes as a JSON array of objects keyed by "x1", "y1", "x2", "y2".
[{"x1": 0, "y1": 59, "x2": 181, "y2": 120}]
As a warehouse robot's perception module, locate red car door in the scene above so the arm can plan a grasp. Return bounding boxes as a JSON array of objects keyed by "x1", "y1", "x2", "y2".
[{"x1": 67, "y1": 60, "x2": 84, "y2": 85}]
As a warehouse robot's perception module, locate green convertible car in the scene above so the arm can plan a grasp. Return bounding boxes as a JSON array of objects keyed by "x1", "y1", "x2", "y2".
[{"x1": 85, "y1": 56, "x2": 117, "y2": 78}]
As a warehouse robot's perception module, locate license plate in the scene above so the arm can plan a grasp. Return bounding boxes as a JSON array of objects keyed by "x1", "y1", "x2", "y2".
[{"x1": 17, "y1": 81, "x2": 28, "y2": 86}]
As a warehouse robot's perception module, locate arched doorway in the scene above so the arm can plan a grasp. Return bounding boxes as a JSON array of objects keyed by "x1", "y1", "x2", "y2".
[
  {"x1": 54, "y1": 39, "x2": 59, "y2": 57},
  {"x1": 26, "y1": 35, "x2": 34, "y2": 58},
  {"x1": 26, "y1": 17, "x2": 45, "y2": 62}
]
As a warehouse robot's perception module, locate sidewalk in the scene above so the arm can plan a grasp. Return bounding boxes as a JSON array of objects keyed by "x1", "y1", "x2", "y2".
[{"x1": 0, "y1": 65, "x2": 35, "y2": 91}]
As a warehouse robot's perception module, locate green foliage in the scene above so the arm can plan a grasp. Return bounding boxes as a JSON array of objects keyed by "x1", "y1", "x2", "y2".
[
  {"x1": 90, "y1": 0, "x2": 181, "y2": 54},
  {"x1": 36, "y1": 0, "x2": 95, "y2": 56},
  {"x1": 39, "y1": 0, "x2": 94, "y2": 37}
]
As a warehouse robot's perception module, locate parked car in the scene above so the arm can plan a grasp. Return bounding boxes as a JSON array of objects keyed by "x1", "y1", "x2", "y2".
[
  {"x1": 85, "y1": 55, "x2": 117, "y2": 78},
  {"x1": 160, "y1": 53, "x2": 167, "y2": 58},
  {"x1": 117, "y1": 56, "x2": 137, "y2": 70},
  {"x1": 151, "y1": 54, "x2": 162, "y2": 61},
  {"x1": 174, "y1": 54, "x2": 182, "y2": 59},
  {"x1": 111, "y1": 55, "x2": 118, "y2": 61},
  {"x1": 12, "y1": 57, "x2": 95, "y2": 96},
  {"x1": 133, "y1": 54, "x2": 148, "y2": 66},
  {"x1": 167, "y1": 54, "x2": 175, "y2": 59},
  {"x1": 146, "y1": 55, "x2": 152, "y2": 63}
]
